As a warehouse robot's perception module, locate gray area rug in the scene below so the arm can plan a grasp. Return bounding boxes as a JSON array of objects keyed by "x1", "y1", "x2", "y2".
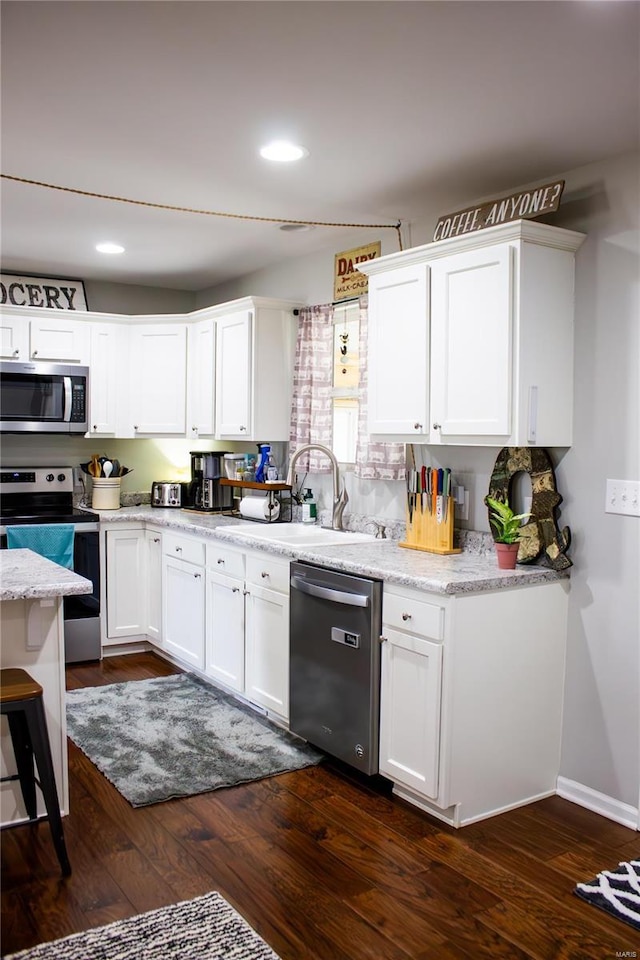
[
  {"x1": 66, "y1": 673, "x2": 322, "y2": 807},
  {"x1": 6, "y1": 890, "x2": 280, "y2": 959}
]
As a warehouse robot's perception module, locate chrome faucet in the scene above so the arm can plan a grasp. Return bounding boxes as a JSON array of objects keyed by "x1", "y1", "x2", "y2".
[{"x1": 286, "y1": 443, "x2": 348, "y2": 531}]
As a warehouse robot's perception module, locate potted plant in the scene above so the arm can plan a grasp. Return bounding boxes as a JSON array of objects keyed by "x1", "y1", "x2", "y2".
[{"x1": 485, "y1": 495, "x2": 531, "y2": 569}]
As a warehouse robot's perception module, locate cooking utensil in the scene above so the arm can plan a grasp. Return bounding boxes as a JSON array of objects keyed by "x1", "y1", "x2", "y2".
[
  {"x1": 111, "y1": 459, "x2": 120, "y2": 479},
  {"x1": 103, "y1": 460, "x2": 113, "y2": 478},
  {"x1": 90, "y1": 455, "x2": 100, "y2": 478}
]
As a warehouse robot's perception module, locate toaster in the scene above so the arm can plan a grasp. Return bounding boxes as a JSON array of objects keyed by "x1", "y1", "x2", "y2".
[{"x1": 151, "y1": 481, "x2": 189, "y2": 508}]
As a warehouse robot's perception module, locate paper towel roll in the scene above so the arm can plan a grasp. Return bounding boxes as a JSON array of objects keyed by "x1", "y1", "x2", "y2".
[{"x1": 239, "y1": 496, "x2": 280, "y2": 522}]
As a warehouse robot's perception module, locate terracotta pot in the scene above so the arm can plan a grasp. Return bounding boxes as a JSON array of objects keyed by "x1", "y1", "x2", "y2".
[{"x1": 495, "y1": 542, "x2": 520, "y2": 569}]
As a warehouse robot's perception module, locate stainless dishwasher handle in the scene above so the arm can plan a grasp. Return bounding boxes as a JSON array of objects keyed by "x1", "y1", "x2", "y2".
[{"x1": 290, "y1": 576, "x2": 369, "y2": 608}]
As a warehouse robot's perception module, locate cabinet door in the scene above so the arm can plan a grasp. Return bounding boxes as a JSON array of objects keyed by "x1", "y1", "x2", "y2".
[
  {"x1": 30, "y1": 316, "x2": 89, "y2": 363},
  {"x1": 162, "y1": 555, "x2": 205, "y2": 669},
  {"x1": 245, "y1": 582, "x2": 289, "y2": 719},
  {"x1": 145, "y1": 530, "x2": 163, "y2": 645},
  {"x1": 187, "y1": 317, "x2": 215, "y2": 439},
  {"x1": 367, "y1": 264, "x2": 430, "y2": 437},
  {"x1": 129, "y1": 324, "x2": 187, "y2": 434},
  {"x1": 215, "y1": 309, "x2": 252, "y2": 438},
  {"x1": 379, "y1": 627, "x2": 442, "y2": 799},
  {"x1": 205, "y1": 569, "x2": 245, "y2": 693},
  {"x1": 0, "y1": 315, "x2": 28, "y2": 360},
  {"x1": 88, "y1": 323, "x2": 122, "y2": 435},
  {"x1": 105, "y1": 529, "x2": 146, "y2": 639},
  {"x1": 430, "y1": 244, "x2": 512, "y2": 441}
]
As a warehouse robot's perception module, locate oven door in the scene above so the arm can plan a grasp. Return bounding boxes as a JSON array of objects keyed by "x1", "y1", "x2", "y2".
[{"x1": 0, "y1": 361, "x2": 89, "y2": 434}]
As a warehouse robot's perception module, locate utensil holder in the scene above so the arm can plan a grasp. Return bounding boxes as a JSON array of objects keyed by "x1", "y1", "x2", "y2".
[
  {"x1": 92, "y1": 477, "x2": 121, "y2": 510},
  {"x1": 399, "y1": 495, "x2": 461, "y2": 555}
]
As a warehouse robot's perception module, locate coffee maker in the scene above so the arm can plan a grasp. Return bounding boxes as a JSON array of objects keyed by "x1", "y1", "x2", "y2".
[{"x1": 188, "y1": 451, "x2": 234, "y2": 512}]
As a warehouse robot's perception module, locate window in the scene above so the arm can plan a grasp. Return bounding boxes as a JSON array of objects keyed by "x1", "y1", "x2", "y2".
[{"x1": 331, "y1": 302, "x2": 359, "y2": 464}]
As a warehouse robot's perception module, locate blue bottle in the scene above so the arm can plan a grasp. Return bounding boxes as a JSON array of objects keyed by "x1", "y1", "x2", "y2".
[{"x1": 255, "y1": 444, "x2": 271, "y2": 483}]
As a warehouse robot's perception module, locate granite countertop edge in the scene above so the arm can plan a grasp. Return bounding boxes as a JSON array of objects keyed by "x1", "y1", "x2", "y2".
[
  {"x1": 91, "y1": 506, "x2": 568, "y2": 596},
  {"x1": 0, "y1": 549, "x2": 93, "y2": 602}
]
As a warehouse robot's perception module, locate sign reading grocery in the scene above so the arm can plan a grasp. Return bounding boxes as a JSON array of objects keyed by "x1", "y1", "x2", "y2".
[
  {"x1": 0, "y1": 273, "x2": 88, "y2": 311},
  {"x1": 333, "y1": 241, "x2": 381, "y2": 301},
  {"x1": 433, "y1": 180, "x2": 565, "y2": 242}
]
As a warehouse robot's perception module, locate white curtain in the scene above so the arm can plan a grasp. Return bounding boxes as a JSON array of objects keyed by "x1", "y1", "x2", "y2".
[
  {"x1": 289, "y1": 304, "x2": 334, "y2": 474},
  {"x1": 289, "y1": 299, "x2": 406, "y2": 481}
]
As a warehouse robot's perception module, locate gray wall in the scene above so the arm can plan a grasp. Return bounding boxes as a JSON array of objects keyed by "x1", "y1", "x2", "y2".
[
  {"x1": 84, "y1": 279, "x2": 195, "y2": 315},
  {"x1": 200, "y1": 151, "x2": 640, "y2": 814}
]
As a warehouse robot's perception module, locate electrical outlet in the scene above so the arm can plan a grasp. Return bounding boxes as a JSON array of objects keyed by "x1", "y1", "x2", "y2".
[
  {"x1": 454, "y1": 485, "x2": 469, "y2": 521},
  {"x1": 72, "y1": 466, "x2": 84, "y2": 489},
  {"x1": 605, "y1": 479, "x2": 640, "y2": 517}
]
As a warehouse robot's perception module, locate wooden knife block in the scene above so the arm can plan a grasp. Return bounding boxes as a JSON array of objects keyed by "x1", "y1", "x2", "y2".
[{"x1": 399, "y1": 495, "x2": 461, "y2": 555}]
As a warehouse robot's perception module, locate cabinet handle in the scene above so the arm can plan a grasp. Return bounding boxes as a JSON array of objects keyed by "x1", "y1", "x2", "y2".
[
  {"x1": 239, "y1": 425, "x2": 247, "y2": 432},
  {"x1": 243, "y1": 589, "x2": 250, "y2": 596},
  {"x1": 261, "y1": 571, "x2": 269, "y2": 578},
  {"x1": 153, "y1": 538, "x2": 160, "y2": 543},
  {"x1": 12, "y1": 349, "x2": 19, "y2": 357},
  {"x1": 92, "y1": 424, "x2": 98, "y2": 431},
  {"x1": 192, "y1": 426, "x2": 197, "y2": 433},
  {"x1": 232, "y1": 587, "x2": 240, "y2": 593},
  {"x1": 175, "y1": 547, "x2": 182, "y2": 553},
  {"x1": 413, "y1": 422, "x2": 422, "y2": 431},
  {"x1": 194, "y1": 572, "x2": 201, "y2": 579},
  {"x1": 379, "y1": 635, "x2": 388, "y2": 643},
  {"x1": 134, "y1": 425, "x2": 139, "y2": 431},
  {"x1": 217, "y1": 558, "x2": 225, "y2": 565},
  {"x1": 432, "y1": 423, "x2": 441, "y2": 430},
  {"x1": 401, "y1": 612, "x2": 412, "y2": 621}
]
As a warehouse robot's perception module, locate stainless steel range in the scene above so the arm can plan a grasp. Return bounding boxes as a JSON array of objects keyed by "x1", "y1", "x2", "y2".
[{"x1": 0, "y1": 466, "x2": 101, "y2": 663}]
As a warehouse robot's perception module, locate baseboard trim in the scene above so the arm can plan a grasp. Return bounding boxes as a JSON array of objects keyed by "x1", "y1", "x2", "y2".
[{"x1": 556, "y1": 776, "x2": 638, "y2": 830}]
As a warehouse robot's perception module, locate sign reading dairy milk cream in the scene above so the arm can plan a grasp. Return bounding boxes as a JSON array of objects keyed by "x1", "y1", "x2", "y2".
[
  {"x1": 0, "y1": 273, "x2": 88, "y2": 311},
  {"x1": 333, "y1": 241, "x2": 381, "y2": 301},
  {"x1": 433, "y1": 179, "x2": 565, "y2": 242}
]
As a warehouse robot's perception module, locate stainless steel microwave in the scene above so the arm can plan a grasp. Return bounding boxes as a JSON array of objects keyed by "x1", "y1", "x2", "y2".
[{"x1": 0, "y1": 360, "x2": 89, "y2": 434}]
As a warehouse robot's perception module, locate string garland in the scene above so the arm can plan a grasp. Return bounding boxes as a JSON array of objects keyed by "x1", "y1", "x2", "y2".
[{"x1": 1, "y1": 174, "x2": 403, "y2": 249}]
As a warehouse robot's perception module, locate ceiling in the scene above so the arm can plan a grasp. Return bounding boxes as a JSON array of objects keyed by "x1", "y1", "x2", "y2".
[{"x1": 1, "y1": 1, "x2": 638, "y2": 292}]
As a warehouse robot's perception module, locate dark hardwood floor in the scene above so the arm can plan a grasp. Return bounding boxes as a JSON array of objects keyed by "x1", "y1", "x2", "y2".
[{"x1": 1, "y1": 652, "x2": 637, "y2": 959}]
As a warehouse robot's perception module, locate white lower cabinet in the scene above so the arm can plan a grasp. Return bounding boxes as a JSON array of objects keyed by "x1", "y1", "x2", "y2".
[
  {"x1": 162, "y1": 532, "x2": 205, "y2": 669},
  {"x1": 145, "y1": 528, "x2": 163, "y2": 646},
  {"x1": 379, "y1": 628, "x2": 442, "y2": 800},
  {"x1": 104, "y1": 527, "x2": 146, "y2": 642},
  {"x1": 380, "y1": 580, "x2": 568, "y2": 827},
  {"x1": 205, "y1": 543, "x2": 246, "y2": 693}
]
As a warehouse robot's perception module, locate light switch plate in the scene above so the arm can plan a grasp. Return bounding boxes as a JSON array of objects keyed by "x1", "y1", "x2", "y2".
[{"x1": 605, "y1": 479, "x2": 640, "y2": 517}]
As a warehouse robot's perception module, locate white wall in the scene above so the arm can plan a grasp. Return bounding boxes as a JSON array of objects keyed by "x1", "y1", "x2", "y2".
[{"x1": 199, "y1": 151, "x2": 640, "y2": 814}]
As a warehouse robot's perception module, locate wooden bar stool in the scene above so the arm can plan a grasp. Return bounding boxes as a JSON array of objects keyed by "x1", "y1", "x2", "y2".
[{"x1": 0, "y1": 668, "x2": 71, "y2": 875}]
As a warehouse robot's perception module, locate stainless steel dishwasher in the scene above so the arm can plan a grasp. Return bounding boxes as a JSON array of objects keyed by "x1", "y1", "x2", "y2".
[{"x1": 289, "y1": 560, "x2": 383, "y2": 775}]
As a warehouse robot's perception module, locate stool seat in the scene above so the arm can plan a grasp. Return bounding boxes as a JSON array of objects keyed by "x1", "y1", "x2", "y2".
[
  {"x1": 0, "y1": 668, "x2": 43, "y2": 703},
  {"x1": 1, "y1": 667, "x2": 71, "y2": 875}
]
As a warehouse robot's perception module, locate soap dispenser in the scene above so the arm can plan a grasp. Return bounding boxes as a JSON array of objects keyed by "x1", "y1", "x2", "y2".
[
  {"x1": 255, "y1": 443, "x2": 270, "y2": 483},
  {"x1": 301, "y1": 488, "x2": 317, "y2": 523}
]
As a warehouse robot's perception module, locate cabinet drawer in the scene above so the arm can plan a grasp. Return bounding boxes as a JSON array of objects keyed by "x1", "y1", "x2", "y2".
[
  {"x1": 246, "y1": 551, "x2": 290, "y2": 594},
  {"x1": 383, "y1": 591, "x2": 444, "y2": 640},
  {"x1": 206, "y1": 542, "x2": 245, "y2": 579},
  {"x1": 163, "y1": 532, "x2": 205, "y2": 566}
]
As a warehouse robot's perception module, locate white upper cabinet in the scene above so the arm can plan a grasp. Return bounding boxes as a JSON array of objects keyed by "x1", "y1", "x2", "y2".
[
  {"x1": 0, "y1": 315, "x2": 29, "y2": 360},
  {"x1": 359, "y1": 220, "x2": 585, "y2": 447},
  {"x1": 29, "y1": 315, "x2": 89, "y2": 363},
  {"x1": 215, "y1": 309, "x2": 252, "y2": 439},
  {"x1": 214, "y1": 299, "x2": 299, "y2": 441},
  {"x1": 187, "y1": 316, "x2": 216, "y2": 438},
  {"x1": 88, "y1": 321, "x2": 124, "y2": 436},
  {"x1": 129, "y1": 323, "x2": 188, "y2": 435},
  {"x1": 0, "y1": 312, "x2": 88, "y2": 363},
  {"x1": 367, "y1": 264, "x2": 430, "y2": 438}
]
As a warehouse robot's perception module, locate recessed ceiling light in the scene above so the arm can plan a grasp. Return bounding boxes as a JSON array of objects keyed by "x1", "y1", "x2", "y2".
[
  {"x1": 259, "y1": 140, "x2": 308, "y2": 162},
  {"x1": 96, "y1": 242, "x2": 125, "y2": 254},
  {"x1": 279, "y1": 223, "x2": 314, "y2": 232}
]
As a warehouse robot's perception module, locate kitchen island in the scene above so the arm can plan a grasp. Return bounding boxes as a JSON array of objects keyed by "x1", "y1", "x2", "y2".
[{"x1": 0, "y1": 550, "x2": 92, "y2": 826}]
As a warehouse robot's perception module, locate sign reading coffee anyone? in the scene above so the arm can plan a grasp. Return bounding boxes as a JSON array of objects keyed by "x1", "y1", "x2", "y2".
[
  {"x1": 0, "y1": 273, "x2": 88, "y2": 311},
  {"x1": 433, "y1": 179, "x2": 565, "y2": 242}
]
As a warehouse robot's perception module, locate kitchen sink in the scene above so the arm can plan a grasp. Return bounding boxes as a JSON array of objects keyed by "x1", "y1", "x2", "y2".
[{"x1": 227, "y1": 523, "x2": 376, "y2": 547}]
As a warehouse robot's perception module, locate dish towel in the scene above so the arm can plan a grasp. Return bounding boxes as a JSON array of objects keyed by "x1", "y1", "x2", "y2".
[{"x1": 6, "y1": 523, "x2": 75, "y2": 570}]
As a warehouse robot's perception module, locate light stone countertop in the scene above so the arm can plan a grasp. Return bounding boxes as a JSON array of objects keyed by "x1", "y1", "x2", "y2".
[
  {"x1": 0, "y1": 549, "x2": 94, "y2": 601},
  {"x1": 90, "y1": 505, "x2": 568, "y2": 596}
]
